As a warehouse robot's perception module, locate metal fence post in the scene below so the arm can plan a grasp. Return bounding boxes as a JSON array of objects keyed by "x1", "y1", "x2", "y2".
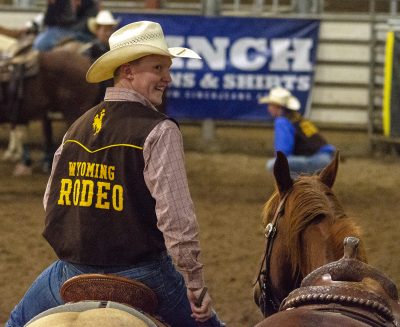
[
  {"x1": 201, "y1": 119, "x2": 216, "y2": 142},
  {"x1": 296, "y1": 0, "x2": 322, "y2": 13},
  {"x1": 202, "y1": 0, "x2": 221, "y2": 16},
  {"x1": 390, "y1": 0, "x2": 398, "y2": 16},
  {"x1": 296, "y1": 0, "x2": 312, "y2": 13},
  {"x1": 201, "y1": 0, "x2": 220, "y2": 142},
  {"x1": 253, "y1": 0, "x2": 264, "y2": 13}
]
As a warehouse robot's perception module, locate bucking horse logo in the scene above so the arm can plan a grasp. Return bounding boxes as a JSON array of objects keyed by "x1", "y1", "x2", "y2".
[{"x1": 93, "y1": 109, "x2": 106, "y2": 135}]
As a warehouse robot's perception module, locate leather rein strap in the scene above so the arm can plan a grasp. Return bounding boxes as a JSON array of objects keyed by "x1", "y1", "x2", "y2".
[{"x1": 254, "y1": 192, "x2": 290, "y2": 314}]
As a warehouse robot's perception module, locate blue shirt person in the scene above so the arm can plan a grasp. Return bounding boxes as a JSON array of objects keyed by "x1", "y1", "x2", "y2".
[{"x1": 259, "y1": 87, "x2": 336, "y2": 175}]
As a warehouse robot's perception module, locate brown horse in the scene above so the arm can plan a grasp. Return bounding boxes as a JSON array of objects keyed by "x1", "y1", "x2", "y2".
[
  {"x1": 0, "y1": 37, "x2": 102, "y2": 173},
  {"x1": 253, "y1": 151, "x2": 367, "y2": 317},
  {"x1": 255, "y1": 236, "x2": 400, "y2": 327}
]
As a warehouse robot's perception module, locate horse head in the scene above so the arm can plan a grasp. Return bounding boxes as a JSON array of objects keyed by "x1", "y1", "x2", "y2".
[{"x1": 254, "y1": 151, "x2": 367, "y2": 317}]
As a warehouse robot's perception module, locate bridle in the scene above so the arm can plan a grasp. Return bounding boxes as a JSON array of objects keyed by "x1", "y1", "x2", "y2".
[
  {"x1": 254, "y1": 192, "x2": 289, "y2": 315},
  {"x1": 254, "y1": 191, "x2": 301, "y2": 316}
]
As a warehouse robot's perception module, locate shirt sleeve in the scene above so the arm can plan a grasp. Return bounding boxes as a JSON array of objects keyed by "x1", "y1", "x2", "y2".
[
  {"x1": 274, "y1": 116, "x2": 295, "y2": 156},
  {"x1": 43, "y1": 135, "x2": 65, "y2": 211},
  {"x1": 143, "y1": 120, "x2": 204, "y2": 290}
]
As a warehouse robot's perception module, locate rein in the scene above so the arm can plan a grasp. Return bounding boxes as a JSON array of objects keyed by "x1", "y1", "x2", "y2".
[{"x1": 254, "y1": 192, "x2": 290, "y2": 315}]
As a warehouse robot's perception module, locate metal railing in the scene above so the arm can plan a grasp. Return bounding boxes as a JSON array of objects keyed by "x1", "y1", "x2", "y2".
[{"x1": 0, "y1": 0, "x2": 398, "y2": 16}]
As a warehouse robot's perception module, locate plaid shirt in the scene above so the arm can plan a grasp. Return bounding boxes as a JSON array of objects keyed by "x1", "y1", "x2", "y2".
[{"x1": 44, "y1": 87, "x2": 204, "y2": 289}]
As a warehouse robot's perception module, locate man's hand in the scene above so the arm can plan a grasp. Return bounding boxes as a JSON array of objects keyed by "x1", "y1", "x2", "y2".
[{"x1": 187, "y1": 287, "x2": 213, "y2": 322}]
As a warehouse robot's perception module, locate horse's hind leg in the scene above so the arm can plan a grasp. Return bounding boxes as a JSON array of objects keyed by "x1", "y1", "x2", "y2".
[
  {"x1": 12, "y1": 124, "x2": 34, "y2": 176},
  {"x1": 2, "y1": 124, "x2": 26, "y2": 162},
  {"x1": 2, "y1": 126, "x2": 18, "y2": 161}
]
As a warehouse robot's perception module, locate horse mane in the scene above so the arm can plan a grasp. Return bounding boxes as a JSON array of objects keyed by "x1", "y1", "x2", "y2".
[{"x1": 262, "y1": 174, "x2": 367, "y2": 278}]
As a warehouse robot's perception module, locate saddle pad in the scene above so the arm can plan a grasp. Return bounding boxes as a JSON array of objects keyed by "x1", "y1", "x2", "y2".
[
  {"x1": 25, "y1": 306, "x2": 150, "y2": 327},
  {"x1": 0, "y1": 34, "x2": 18, "y2": 55}
]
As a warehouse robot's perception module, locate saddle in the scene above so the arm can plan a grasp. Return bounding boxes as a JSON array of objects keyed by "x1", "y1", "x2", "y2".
[
  {"x1": 0, "y1": 34, "x2": 39, "y2": 117},
  {"x1": 26, "y1": 274, "x2": 169, "y2": 327},
  {"x1": 280, "y1": 237, "x2": 400, "y2": 327},
  {"x1": 0, "y1": 34, "x2": 39, "y2": 82},
  {"x1": 61, "y1": 274, "x2": 158, "y2": 314}
]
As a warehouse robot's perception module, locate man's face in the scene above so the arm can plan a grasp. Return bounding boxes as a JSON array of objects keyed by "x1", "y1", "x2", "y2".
[
  {"x1": 130, "y1": 55, "x2": 172, "y2": 106},
  {"x1": 95, "y1": 25, "x2": 116, "y2": 45},
  {"x1": 268, "y1": 103, "x2": 283, "y2": 118}
]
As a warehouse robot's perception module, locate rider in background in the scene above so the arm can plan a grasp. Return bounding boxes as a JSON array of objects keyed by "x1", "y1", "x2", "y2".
[
  {"x1": 6, "y1": 20, "x2": 225, "y2": 327},
  {"x1": 33, "y1": 0, "x2": 98, "y2": 51},
  {"x1": 259, "y1": 86, "x2": 336, "y2": 175},
  {"x1": 82, "y1": 10, "x2": 119, "y2": 102},
  {"x1": 83, "y1": 9, "x2": 119, "y2": 60}
]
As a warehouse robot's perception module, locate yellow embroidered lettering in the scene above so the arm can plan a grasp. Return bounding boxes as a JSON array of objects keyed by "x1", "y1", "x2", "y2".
[
  {"x1": 99, "y1": 165, "x2": 107, "y2": 180},
  {"x1": 58, "y1": 179, "x2": 72, "y2": 205},
  {"x1": 80, "y1": 162, "x2": 87, "y2": 176},
  {"x1": 68, "y1": 162, "x2": 76, "y2": 176},
  {"x1": 86, "y1": 163, "x2": 95, "y2": 178},
  {"x1": 77, "y1": 161, "x2": 82, "y2": 174},
  {"x1": 112, "y1": 185, "x2": 123, "y2": 211},
  {"x1": 79, "y1": 179, "x2": 94, "y2": 207},
  {"x1": 96, "y1": 181, "x2": 110, "y2": 209},
  {"x1": 58, "y1": 179, "x2": 123, "y2": 211},
  {"x1": 95, "y1": 163, "x2": 99, "y2": 178},
  {"x1": 108, "y1": 166, "x2": 115, "y2": 181},
  {"x1": 73, "y1": 179, "x2": 81, "y2": 205}
]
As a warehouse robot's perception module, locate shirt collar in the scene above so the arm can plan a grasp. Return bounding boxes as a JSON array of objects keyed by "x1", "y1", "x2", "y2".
[{"x1": 104, "y1": 87, "x2": 158, "y2": 111}]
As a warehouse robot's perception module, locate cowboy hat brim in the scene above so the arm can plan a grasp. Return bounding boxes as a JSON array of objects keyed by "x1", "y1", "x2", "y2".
[
  {"x1": 86, "y1": 44, "x2": 201, "y2": 83},
  {"x1": 258, "y1": 95, "x2": 301, "y2": 111}
]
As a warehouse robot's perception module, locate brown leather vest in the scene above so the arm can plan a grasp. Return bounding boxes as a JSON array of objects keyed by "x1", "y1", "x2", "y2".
[
  {"x1": 292, "y1": 117, "x2": 328, "y2": 156},
  {"x1": 43, "y1": 101, "x2": 169, "y2": 265}
]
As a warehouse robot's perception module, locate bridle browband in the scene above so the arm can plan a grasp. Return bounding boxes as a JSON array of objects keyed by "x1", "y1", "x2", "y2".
[{"x1": 254, "y1": 191, "x2": 290, "y2": 315}]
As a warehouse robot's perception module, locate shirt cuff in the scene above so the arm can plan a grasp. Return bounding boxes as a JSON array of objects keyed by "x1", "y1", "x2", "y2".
[{"x1": 182, "y1": 269, "x2": 205, "y2": 290}]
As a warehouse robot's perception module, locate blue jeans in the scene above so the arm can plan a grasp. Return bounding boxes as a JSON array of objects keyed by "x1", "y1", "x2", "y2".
[
  {"x1": 33, "y1": 27, "x2": 92, "y2": 51},
  {"x1": 6, "y1": 253, "x2": 224, "y2": 327},
  {"x1": 267, "y1": 152, "x2": 333, "y2": 176}
]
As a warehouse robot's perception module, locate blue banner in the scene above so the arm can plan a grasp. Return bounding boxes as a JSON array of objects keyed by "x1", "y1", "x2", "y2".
[{"x1": 116, "y1": 13, "x2": 320, "y2": 121}]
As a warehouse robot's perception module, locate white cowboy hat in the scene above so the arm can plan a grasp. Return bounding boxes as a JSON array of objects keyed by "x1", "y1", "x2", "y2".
[
  {"x1": 258, "y1": 87, "x2": 301, "y2": 111},
  {"x1": 87, "y1": 10, "x2": 120, "y2": 34},
  {"x1": 86, "y1": 21, "x2": 201, "y2": 83}
]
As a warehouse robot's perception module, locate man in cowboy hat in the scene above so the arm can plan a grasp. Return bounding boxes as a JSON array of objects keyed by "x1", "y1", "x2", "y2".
[
  {"x1": 259, "y1": 86, "x2": 336, "y2": 175},
  {"x1": 6, "y1": 21, "x2": 225, "y2": 327},
  {"x1": 84, "y1": 10, "x2": 120, "y2": 60},
  {"x1": 83, "y1": 10, "x2": 120, "y2": 104}
]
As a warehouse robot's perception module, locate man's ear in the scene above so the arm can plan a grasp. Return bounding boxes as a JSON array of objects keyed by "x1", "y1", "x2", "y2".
[{"x1": 120, "y1": 63, "x2": 134, "y2": 79}]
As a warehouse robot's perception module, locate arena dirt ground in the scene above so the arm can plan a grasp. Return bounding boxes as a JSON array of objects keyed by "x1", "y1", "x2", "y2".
[{"x1": 0, "y1": 122, "x2": 399, "y2": 327}]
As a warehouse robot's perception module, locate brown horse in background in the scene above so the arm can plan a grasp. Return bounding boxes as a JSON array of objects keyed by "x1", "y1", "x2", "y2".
[
  {"x1": 0, "y1": 40, "x2": 101, "y2": 173},
  {"x1": 253, "y1": 151, "x2": 368, "y2": 317}
]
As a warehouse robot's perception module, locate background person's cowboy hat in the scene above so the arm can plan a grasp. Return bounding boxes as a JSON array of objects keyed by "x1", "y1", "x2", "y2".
[
  {"x1": 258, "y1": 87, "x2": 301, "y2": 111},
  {"x1": 86, "y1": 20, "x2": 201, "y2": 83},
  {"x1": 87, "y1": 10, "x2": 120, "y2": 35}
]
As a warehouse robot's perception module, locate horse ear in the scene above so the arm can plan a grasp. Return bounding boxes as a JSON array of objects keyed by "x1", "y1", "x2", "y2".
[
  {"x1": 274, "y1": 151, "x2": 293, "y2": 194},
  {"x1": 319, "y1": 151, "x2": 339, "y2": 188}
]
